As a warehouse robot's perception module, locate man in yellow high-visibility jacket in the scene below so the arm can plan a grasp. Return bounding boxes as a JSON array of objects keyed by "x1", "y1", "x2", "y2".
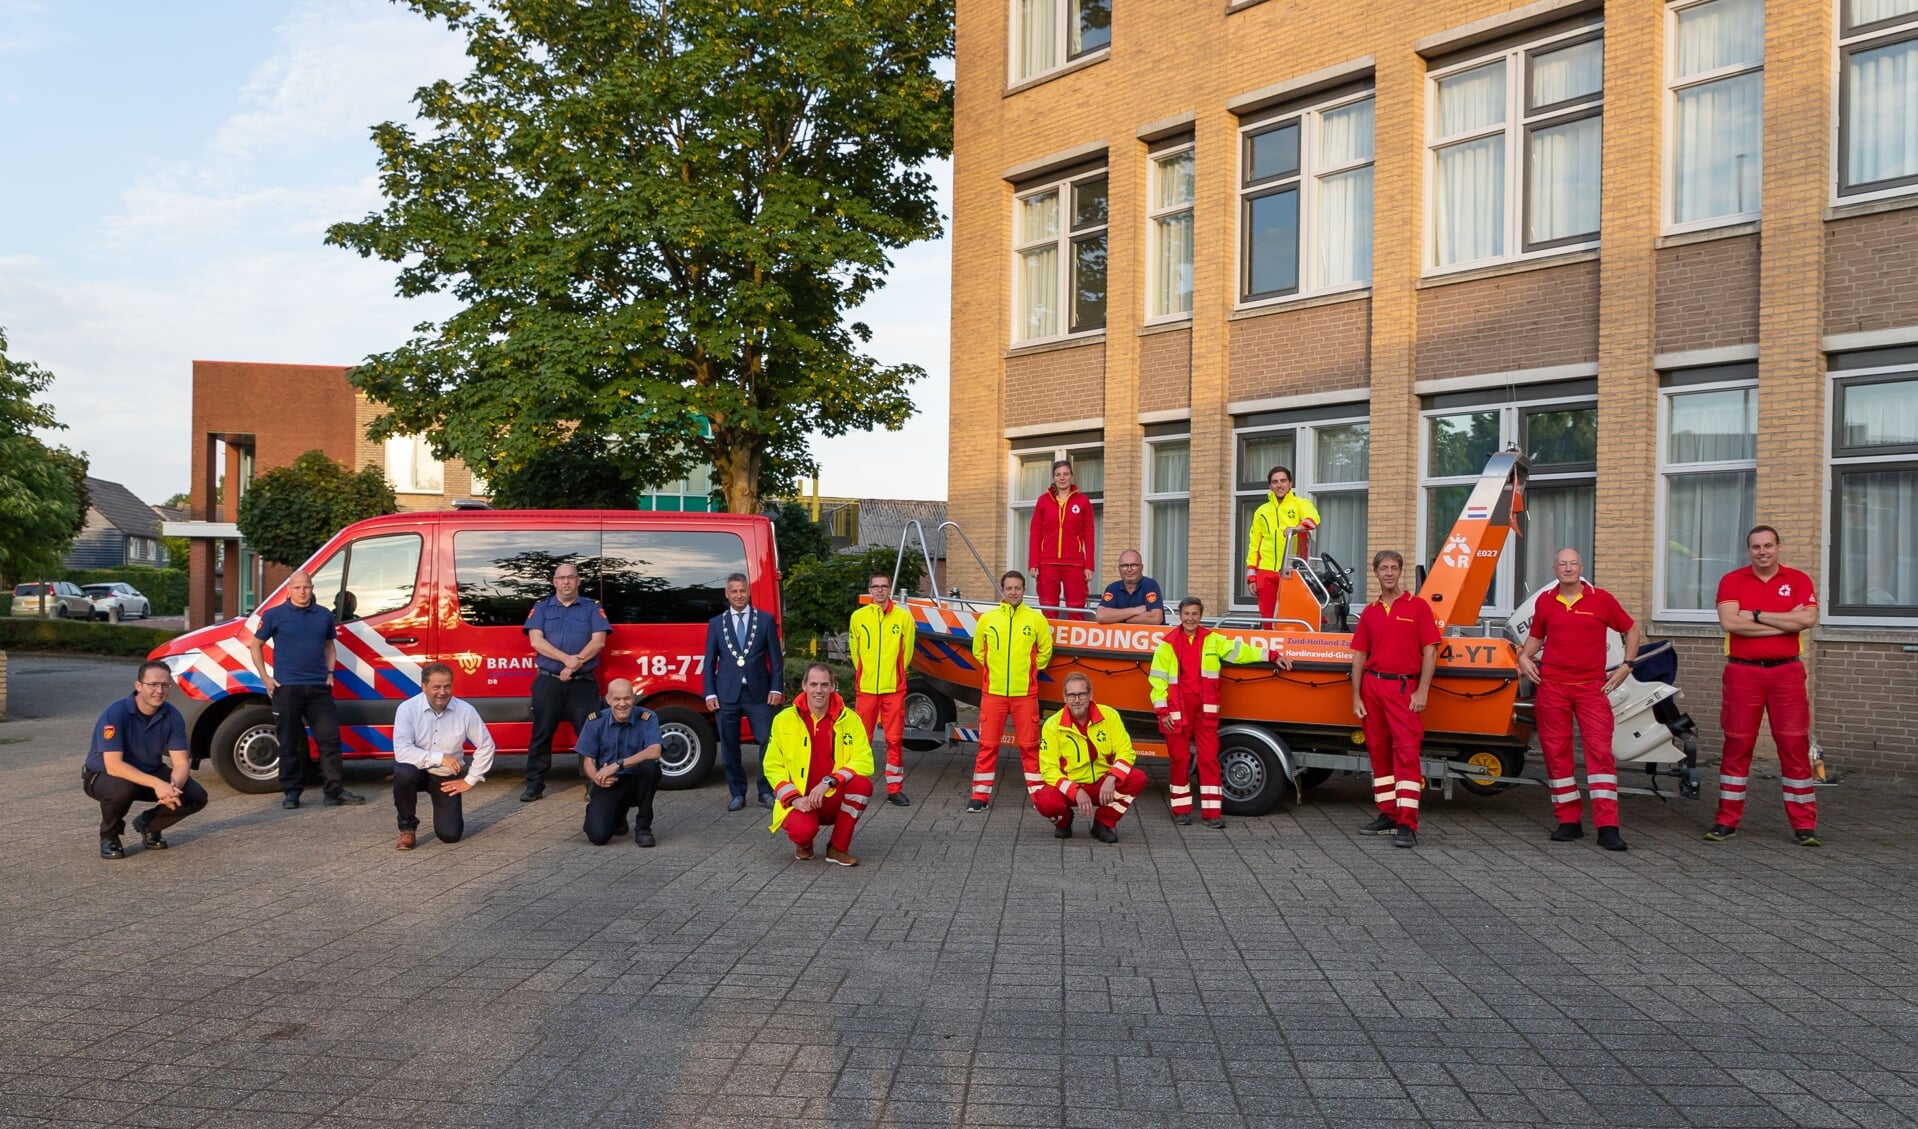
[
  {"x1": 850, "y1": 571, "x2": 918, "y2": 807},
  {"x1": 1149, "y1": 597, "x2": 1288, "y2": 827},
  {"x1": 1243, "y1": 465, "x2": 1321, "y2": 624},
  {"x1": 764, "y1": 663, "x2": 875, "y2": 866},
  {"x1": 968, "y1": 570, "x2": 1053, "y2": 812},
  {"x1": 1033, "y1": 673, "x2": 1148, "y2": 843}
]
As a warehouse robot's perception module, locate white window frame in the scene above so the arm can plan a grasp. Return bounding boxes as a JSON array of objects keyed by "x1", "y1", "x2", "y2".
[
  {"x1": 1146, "y1": 144, "x2": 1196, "y2": 324},
  {"x1": 1011, "y1": 169, "x2": 1109, "y2": 346},
  {"x1": 1141, "y1": 434, "x2": 1192, "y2": 600},
  {"x1": 1834, "y1": 1, "x2": 1918, "y2": 203},
  {"x1": 1417, "y1": 396, "x2": 1598, "y2": 619},
  {"x1": 1425, "y1": 24, "x2": 1605, "y2": 276},
  {"x1": 1228, "y1": 412, "x2": 1371, "y2": 611},
  {"x1": 1008, "y1": 441, "x2": 1105, "y2": 596},
  {"x1": 1235, "y1": 90, "x2": 1377, "y2": 309},
  {"x1": 384, "y1": 434, "x2": 445, "y2": 495},
  {"x1": 1008, "y1": 0, "x2": 1112, "y2": 85},
  {"x1": 1652, "y1": 376, "x2": 1759, "y2": 622},
  {"x1": 1823, "y1": 362, "x2": 1918, "y2": 625},
  {"x1": 1663, "y1": 0, "x2": 1765, "y2": 234}
]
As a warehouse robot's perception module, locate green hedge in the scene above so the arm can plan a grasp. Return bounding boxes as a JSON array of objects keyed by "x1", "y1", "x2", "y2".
[
  {"x1": 60, "y1": 567, "x2": 188, "y2": 616},
  {"x1": 0, "y1": 618, "x2": 181, "y2": 658},
  {"x1": 782, "y1": 656, "x2": 855, "y2": 701}
]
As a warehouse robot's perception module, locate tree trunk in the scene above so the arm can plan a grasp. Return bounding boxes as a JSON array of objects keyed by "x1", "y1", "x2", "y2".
[{"x1": 714, "y1": 440, "x2": 762, "y2": 514}]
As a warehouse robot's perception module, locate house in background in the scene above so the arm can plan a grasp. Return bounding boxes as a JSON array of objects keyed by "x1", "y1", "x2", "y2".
[{"x1": 64, "y1": 476, "x2": 167, "y2": 569}]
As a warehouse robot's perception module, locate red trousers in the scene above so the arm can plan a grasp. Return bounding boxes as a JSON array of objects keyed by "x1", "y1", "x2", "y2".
[
  {"x1": 855, "y1": 689, "x2": 907, "y2": 794},
  {"x1": 1035, "y1": 564, "x2": 1089, "y2": 618},
  {"x1": 1360, "y1": 673, "x2": 1425, "y2": 830},
  {"x1": 1717, "y1": 660, "x2": 1817, "y2": 832},
  {"x1": 1164, "y1": 711, "x2": 1222, "y2": 818},
  {"x1": 1253, "y1": 569, "x2": 1284, "y2": 622},
  {"x1": 1536, "y1": 678, "x2": 1619, "y2": 827},
  {"x1": 1031, "y1": 765, "x2": 1149, "y2": 829},
  {"x1": 782, "y1": 774, "x2": 873, "y2": 853},
  {"x1": 975, "y1": 693, "x2": 1041, "y2": 802}
]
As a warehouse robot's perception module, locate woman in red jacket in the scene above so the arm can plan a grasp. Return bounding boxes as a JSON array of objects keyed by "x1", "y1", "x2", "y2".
[{"x1": 1028, "y1": 460, "x2": 1095, "y2": 618}]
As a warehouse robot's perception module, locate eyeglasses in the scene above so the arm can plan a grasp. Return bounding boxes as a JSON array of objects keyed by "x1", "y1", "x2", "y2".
[
  {"x1": 1063, "y1": 691, "x2": 1092, "y2": 700},
  {"x1": 1119, "y1": 561, "x2": 1142, "y2": 568}
]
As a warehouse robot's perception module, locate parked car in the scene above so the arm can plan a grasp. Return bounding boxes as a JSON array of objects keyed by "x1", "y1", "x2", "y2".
[
  {"x1": 82, "y1": 582, "x2": 151, "y2": 621},
  {"x1": 10, "y1": 581, "x2": 96, "y2": 619}
]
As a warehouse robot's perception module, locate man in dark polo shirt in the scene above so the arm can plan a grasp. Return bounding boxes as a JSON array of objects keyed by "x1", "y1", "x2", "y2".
[
  {"x1": 1094, "y1": 549, "x2": 1165, "y2": 624},
  {"x1": 250, "y1": 570, "x2": 365, "y2": 809},
  {"x1": 576, "y1": 678, "x2": 664, "y2": 847},
  {"x1": 83, "y1": 660, "x2": 208, "y2": 858},
  {"x1": 521, "y1": 561, "x2": 610, "y2": 802}
]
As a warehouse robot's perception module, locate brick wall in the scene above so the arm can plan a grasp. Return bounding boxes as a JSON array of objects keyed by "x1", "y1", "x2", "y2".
[
  {"x1": 1824, "y1": 209, "x2": 1918, "y2": 336},
  {"x1": 1655, "y1": 234, "x2": 1761, "y2": 355},
  {"x1": 1663, "y1": 633, "x2": 1729, "y2": 763},
  {"x1": 1004, "y1": 342, "x2": 1106, "y2": 430},
  {"x1": 1137, "y1": 328, "x2": 1192, "y2": 414},
  {"x1": 1813, "y1": 640, "x2": 1918, "y2": 780},
  {"x1": 351, "y1": 394, "x2": 489, "y2": 512},
  {"x1": 1414, "y1": 260, "x2": 1601, "y2": 382},
  {"x1": 1226, "y1": 299, "x2": 1370, "y2": 404}
]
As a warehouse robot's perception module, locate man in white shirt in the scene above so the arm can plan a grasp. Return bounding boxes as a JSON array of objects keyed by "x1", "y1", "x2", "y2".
[{"x1": 391, "y1": 662, "x2": 496, "y2": 850}]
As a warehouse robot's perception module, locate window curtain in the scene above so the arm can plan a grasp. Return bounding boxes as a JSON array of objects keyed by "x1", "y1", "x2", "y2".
[
  {"x1": 1663, "y1": 470, "x2": 1755, "y2": 609},
  {"x1": 1438, "y1": 62, "x2": 1506, "y2": 134},
  {"x1": 1851, "y1": 36, "x2": 1918, "y2": 188},
  {"x1": 1527, "y1": 115, "x2": 1601, "y2": 244},
  {"x1": 1314, "y1": 491, "x2": 1369, "y2": 602},
  {"x1": 1842, "y1": 380, "x2": 1918, "y2": 446},
  {"x1": 1518, "y1": 483, "x2": 1596, "y2": 599},
  {"x1": 1530, "y1": 39, "x2": 1604, "y2": 106},
  {"x1": 1679, "y1": 0, "x2": 1765, "y2": 74},
  {"x1": 1019, "y1": 246, "x2": 1058, "y2": 340},
  {"x1": 1838, "y1": 469, "x2": 1918, "y2": 608},
  {"x1": 1154, "y1": 211, "x2": 1194, "y2": 316},
  {"x1": 1148, "y1": 500, "x2": 1189, "y2": 602},
  {"x1": 1675, "y1": 73, "x2": 1763, "y2": 222},
  {"x1": 1850, "y1": 0, "x2": 1918, "y2": 28},
  {"x1": 1436, "y1": 137, "x2": 1504, "y2": 264},
  {"x1": 1017, "y1": 0, "x2": 1057, "y2": 80},
  {"x1": 1668, "y1": 388, "x2": 1756, "y2": 462},
  {"x1": 1317, "y1": 167, "x2": 1374, "y2": 287}
]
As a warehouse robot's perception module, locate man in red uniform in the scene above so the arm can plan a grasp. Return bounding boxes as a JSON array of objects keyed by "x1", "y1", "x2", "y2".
[
  {"x1": 1148, "y1": 597, "x2": 1287, "y2": 827},
  {"x1": 1028, "y1": 460, "x2": 1095, "y2": 618},
  {"x1": 1517, "y1": 548, "x2": 1641, "y2": 851},
  {"x1": 1348, "y1": 550, "x2": 1440, "y2": 849},
  {"x1": 1708, "y1": 525, "x2": 1820, "y2": 845}
]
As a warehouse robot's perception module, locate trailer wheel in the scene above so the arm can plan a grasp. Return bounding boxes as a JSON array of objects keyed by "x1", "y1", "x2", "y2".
[
  {"x1": 1218, "y1": 732, "x2": 1286, "y2": 816},
  {"x1": 653, "y1": 707, "x2": 718, "y2": 790},
  {"x1": 902, "y1": 681, "x2": 955, "y2": 751},
  {"x1": 1456, "y1": 748, "x2": 1521, "y2": 796}
]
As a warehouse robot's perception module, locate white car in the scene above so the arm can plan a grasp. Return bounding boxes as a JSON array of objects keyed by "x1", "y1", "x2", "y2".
[{"x1": 82, "y1": 582, "x2": 151, "y2": 621}]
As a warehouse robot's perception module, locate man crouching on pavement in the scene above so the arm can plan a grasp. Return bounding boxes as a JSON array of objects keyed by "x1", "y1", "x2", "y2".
[
  {"x1": 577, "y1": 679, "x2": 664, "y2": 848},
  {"x1": 765, "y1": 663, "x2": 874, "y2": 866},
  {"x1": 83, "y1": 661, "x2": 207, "y2": 859},
  {"x1": 1034, "y1": 672, "x2": 1148, "y2": 842}
]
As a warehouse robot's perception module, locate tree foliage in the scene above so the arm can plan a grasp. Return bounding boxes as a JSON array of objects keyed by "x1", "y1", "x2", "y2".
[
  {"x1": 484, "y1": 431, "x2": 645, "y2": 510},
  {"x1": 326, "y1": 0, "x2": 953, "y2": 514},
  {"x1": 772, "y1": 500, "x2": 833, "y2": 567},
  {"x1": 236, "y1": 450, "x2": 399, "y2": 567},
  {"x1": 781, "y1": 543, "x2": 926, "y2": 645},
  {"x1": 0, "y1": 327, "x2": 84, "y2": 583}
]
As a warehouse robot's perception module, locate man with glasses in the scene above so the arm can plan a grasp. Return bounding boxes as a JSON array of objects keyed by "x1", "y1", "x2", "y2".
[
  {"x1": 849, "y1": 571, "x2": 917, "y2": 806},
  {"x1": 1033, "y1": 673, "x2": 1147, "y2": 843},
  {"x1": 251, "y1": 570, "x2": 364, "y2": 809},
  {"x1": 521, "y1": 561, "x2": 610, "y2": 802},
  {"x1": 1095, "y1": 549, "x2": 1165, "y2": 625},
  {"x1": 83, "y1": 661, "x2": 207, "y2": 859}
]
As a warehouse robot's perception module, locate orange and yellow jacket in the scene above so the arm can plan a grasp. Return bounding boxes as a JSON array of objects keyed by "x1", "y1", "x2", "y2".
[
  {"x1": 1039, "y1": 702, "x2": 1137, "y2": 800},
  {"x1": 849, "y1": 599, "x2": 916, "y2": 696},
  {"x1": 971, "y1": 600, "x2": 1053, "y2": 698},
  {"x1": 763, "y1": 693, "x2": 874, "y2": 834}
]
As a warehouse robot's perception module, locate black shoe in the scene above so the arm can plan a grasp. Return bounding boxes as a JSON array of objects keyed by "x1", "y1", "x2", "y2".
[
  {"x1": 324, "y1": 790, "x2": 367, "y2": 807},
  {"x1": 1173, "y1": 813, "x2": 1192, "y2": 826},
  {"x1": 1704, "y1": 823, "x2": 1739, "y2": 842},
  {"x1": 1091, "y1": 823, "x2": 1118, "y2": 844},
  {"x1": 1393, "y1": 825, "x2": 1417, "y2": 849},
  {"x1": 100, "y1": 837, "x2": 125, "y2": 860},
  {"x1": 132, "y1": 810, "x2": 167, "y2": 851},
  {"x1": 281, "y1": 795, "x2": 301, "y2": 810},
  {"x1": 966, "y1": 799, "x2": 988, "y2": 813},
  {"x1": 758, "y1": 793, "x2": 774, "y2": 810},
  {"x1": 612, "y1": 819, "x2": 630, "y2": 837},
  {"x1": 520, "y1": 787, "x2": 545, "y2": 803},
  {"x1": 1550, "y1": 822, "x2": 1584, "y2": 842},
  {"x1": 1054, "y1": 818, "x2": 1073, "y2": 839},
  {"x1": 1202, "y1": 817, "x2": 1226, "y2": 829},
  {"x1": 1597, "y1": 826, "x2": 1628, "y2": 852},
  {"x1": 888, "y1": 792, "x2": 911, "y2": 807},
  {"x1": 726, "y1": 795, "x2": 746, "y2": 812},
  {"x1": 634, "y1": 830, "x2": 656, "y2": 848},
  {"x1": 1794, "y1": 829, "x2": 1821, "y2": 847},
  {"x1": 1359, "y1": 813, "x2": 1398, "y2": 835}
]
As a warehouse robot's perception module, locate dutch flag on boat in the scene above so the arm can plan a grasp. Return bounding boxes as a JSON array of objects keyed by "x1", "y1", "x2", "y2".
[{"x1": 1464, "y1": 504, "x2": 1489, "y2": 519}]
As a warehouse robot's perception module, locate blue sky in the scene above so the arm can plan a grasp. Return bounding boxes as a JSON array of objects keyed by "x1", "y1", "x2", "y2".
[{"x1": 0, "y1": 0, "x2": 951, "y2": 503}]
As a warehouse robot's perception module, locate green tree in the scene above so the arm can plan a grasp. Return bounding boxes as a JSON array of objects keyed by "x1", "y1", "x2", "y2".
[
  {"x1": 484, "y1": 432, "x2": 644, "y2": 510},
  {"x1": 772, "y1": 500, "x2": 833, "y2": 567},
  {"x1": 159, "y1": 490, "x2": 192, "y2": 566},
  {"x1": 236, "y1": 450, "x2": 399, "y2": 567},
  {"x1": 326, "y1": 0, "x2": 952, "y2": 514},
  {"x1": 0, "y1": 327, "x2": 84, "y2": 583},
  {"x1": 781, "y1": 544, "x2": 926, "y2": 646}
]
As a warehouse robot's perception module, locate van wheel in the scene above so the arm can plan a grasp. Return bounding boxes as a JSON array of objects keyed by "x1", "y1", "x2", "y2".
[
  {"x1": 211, "y1": 704, "x2": 284, "y2": 794},
  {"x1": 902, "y1": 681, "x2": 955, "y2": 751},
  {"x1": 1218, "y1": 731, "x2": 1287, "y2": 817},
  {"x1": 654, "y1": 707, "x2": 717, "y2": 790}
]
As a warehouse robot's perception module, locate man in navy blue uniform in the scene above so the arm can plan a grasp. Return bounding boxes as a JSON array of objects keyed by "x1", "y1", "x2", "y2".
[
  {"x1": 521, "y1": 561, "x2": 611, "y2": 802},
  {"x1": 703, "y1": 572, "x2": 784, "y2": 811},
  {"x1": 83, "y1": 661, "x2": 208, "y2": 858},
  {"x1": 1094, "y1": 549, "x2": 1166, "y2": 625},
  {"x1": 576, "y1": 678, "x2": 664, "y2": 847},
  {"x1": 249, "y1": 570, "x2": 364, "y2": 809}
]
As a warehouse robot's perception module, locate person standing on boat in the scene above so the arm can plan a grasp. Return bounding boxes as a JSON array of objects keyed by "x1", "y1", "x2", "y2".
[
  {"x1": 968, "y1": 571, "x2": 1053, "y2": 812},
  {"x1": 849, "y1": 571, "x2": 917, "y2": 807},
  {"x1": 1244, "y1": 466, "x2": 1320, "y2": 625},
  {"x1": 1028, "y1": 460, "x2": 1095, "y2": 618},
  {"x1": 1148, "y1": 597, "x2": 1287, "y2": 827},
  {"x1": 1348, "y1": 550, "x2": 1439, "y2": 849}
]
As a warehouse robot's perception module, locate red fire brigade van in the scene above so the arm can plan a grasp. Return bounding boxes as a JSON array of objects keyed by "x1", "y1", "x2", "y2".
[{"x1": 147, "y1": 509, "x2": 781, "y2": 793}]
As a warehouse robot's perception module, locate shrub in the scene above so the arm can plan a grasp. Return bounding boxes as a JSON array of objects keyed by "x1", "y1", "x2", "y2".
[
  {"x1": 61, "y1": 567, "x2": 188, "y2": 616},
  {"x1": 0, "y1": 618, "x2": 181, "y2": 658}
]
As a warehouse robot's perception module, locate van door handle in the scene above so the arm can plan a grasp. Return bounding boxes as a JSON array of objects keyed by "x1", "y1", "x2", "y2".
[{"x1": 386, "y1": 636, "x2": 419, "y2": 645}]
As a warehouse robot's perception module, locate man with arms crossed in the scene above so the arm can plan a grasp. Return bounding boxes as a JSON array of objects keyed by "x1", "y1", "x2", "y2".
[
  {"x1": 391, "y1": 662, "x2": 495, "y2": 850},
  {"x1": 251, "y1": 570, "x2": 365, "y2": 809},
  {"x1": 1095, "y1": 549, "x2": 1165, "y2": 624},
  {"x1": 1349, "y1": 550, "x2": 1440, "y2": 848},
  {"x1": 84, "y1": 661, "x2": 207, "y2": 859}
]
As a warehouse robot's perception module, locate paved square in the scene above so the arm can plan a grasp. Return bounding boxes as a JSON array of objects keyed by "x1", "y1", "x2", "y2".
[{"x1": 3, "y1": 654, "x2": 1915, "y2": 1128}]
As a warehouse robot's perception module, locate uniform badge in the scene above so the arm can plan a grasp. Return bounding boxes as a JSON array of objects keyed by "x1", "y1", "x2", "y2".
[
  {"x1": 102, "y1": 724, "x2": 115, "y2": 741},
  {"x1": 587, "y1": 711, "x2": 599, "y2": 721},
  {"x1": 1778, "y1": 583, "x2": 1792, "y2": 597},
  {"x1": 1146, "y1": 592, "x2": 1158, "y2": 603}
]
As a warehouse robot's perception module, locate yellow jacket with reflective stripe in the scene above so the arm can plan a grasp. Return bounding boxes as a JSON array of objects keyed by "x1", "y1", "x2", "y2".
[
  {"x1": 971, "y1": 601, "x2": 1054, "y2": 697},
  {"x1": 1039, "y1": 703, "x2": 1136, "y2": 799},
  {"x1": 849, "y1": 600, "x2": 916, "y2": 695},
  {"x1": 763, "y1": 695, "x2": 874, "y2": 833},
  {"x1": 1148, "y1": 628, "x2": 1264, "y2": 718},
  {"x1": 1244, "y1": 491, "x2": 1322, "y2": 571}
]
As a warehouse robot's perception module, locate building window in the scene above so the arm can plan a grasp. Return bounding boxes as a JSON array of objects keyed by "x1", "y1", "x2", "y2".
[
  {"x1": 1667, "y1": 0, "x2": 1764, "y2": 227},
  {"x1": 1239, "y1": 93, "x2": 1375, "y2": 303},
  {"x1": 1830, "y1": 372, "x2": 1918, "y2": 617},
  {"x1": 1429, "y1": 27, "x2": 1603, "y2": 270},
  {"x1": 1013, "y1": 171, "x2": 1108, "y2": 343},
  {"x1": 1143, "y1": 438, "x2": 1190, "y2": 599},
  {"x1": 1012, "y1": 0, "x2": 1111, "y2": 83},
  {"x1": 1840, "y1": 0, "x2": 1918, "y2": 197},
  {"x1": 1148, "y1": 146, "x2": 1195, "y2": 320},
  {"x1": 384, "y1": 434, "x2": 444, "y2": 494},
  {"x1": 1231, "y1": 416, "x2": 1370, "y2": 607},
  {"x1": 1657, "y1": 381, "x2": 1757, "y2": 616},
  {"x1": 1009, "y1": 445, "x2": 1104, "y2": 593},
  {"x1": 638, "y1": 464, "x2": 715, "y2": 512},
  {"x1": 1420, "y1": 398, "x2": 1595, "y2": 616}
]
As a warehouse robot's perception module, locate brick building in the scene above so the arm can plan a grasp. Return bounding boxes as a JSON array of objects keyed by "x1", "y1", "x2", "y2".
[{"x1": 949, "y1": 0, "x2": 1918, "y2": 776}]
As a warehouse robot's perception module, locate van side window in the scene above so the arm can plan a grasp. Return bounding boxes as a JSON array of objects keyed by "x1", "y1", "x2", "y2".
[
  {"x1": 600, "y1": 530, "x2": 747, "y2": 624},
  {"x1": 340, "y1": 534, "x2": 423, "y2": 621},
  {"x1": 455, "y1": 530, "x2": 598, "y2": 626}
]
